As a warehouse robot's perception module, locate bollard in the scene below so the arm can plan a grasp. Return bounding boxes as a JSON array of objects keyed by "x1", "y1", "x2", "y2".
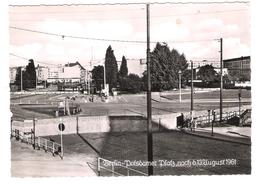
[
  {"x1": 38, "y1": 137, "x2": 40, "y2": 150},
  {"x1": 15, "y1": 130, "x2": 19, "y2": 141},
  {"x1": 55, "y1": 110, "x2": 59, "y2": 117},
  {"x1": 97, "y1": 158, "x2": 101, "y2": 176}
]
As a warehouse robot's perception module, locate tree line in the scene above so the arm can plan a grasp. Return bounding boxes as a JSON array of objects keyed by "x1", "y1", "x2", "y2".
[{"x1": 92, "y1": 43, "x2": 190, "y2": 93}]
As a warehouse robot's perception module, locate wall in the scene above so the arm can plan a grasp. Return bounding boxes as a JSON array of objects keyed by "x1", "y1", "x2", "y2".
[{"x1": 11, "y1": 105, "x2": 251, "y2": 136}]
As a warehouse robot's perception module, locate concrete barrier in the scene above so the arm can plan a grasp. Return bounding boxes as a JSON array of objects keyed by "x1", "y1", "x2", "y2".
[{"x1": 11, "y1": 105, "x2": 251, "y2": 136}]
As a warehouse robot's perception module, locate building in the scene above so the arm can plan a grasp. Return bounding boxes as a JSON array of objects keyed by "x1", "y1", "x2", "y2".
[
  {"x1": 223, "y1": 56, "x2": 251, "y2": 81},
  {"x1": 61, "y1": 62, "x2": 86, "y2": 83},
  {"x1": 36, "y1": 65, "x2": 48, "y2": 82},
  {"x1": 188, "y1": 60, "x2": 220, "y2": 69},
  {"x1": 47, "y1": 66, "x2": 60, "y2": 83},
  {"x1": 9, "y1": 67, "x2": 18, "y2": 83},
  {"x1": 47, "y1": 62, "x2": 86, "y2": 84}
]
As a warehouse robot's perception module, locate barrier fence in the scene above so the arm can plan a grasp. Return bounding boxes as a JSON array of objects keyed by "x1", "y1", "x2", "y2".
[
  {"x1": 194, "y1": 109, "x2": 245, "y2": 126},
  {"x1": 97, "y1": 157, "x2": 148, "y2": 176},
  {"x1": 11, "y1": 129, "x2": 62, "y2": 159}
]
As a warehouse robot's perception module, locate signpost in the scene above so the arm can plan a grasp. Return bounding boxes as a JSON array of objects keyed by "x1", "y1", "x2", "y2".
[{"x1": 58, "y1": 119, "x2": 65, "y2": 159}]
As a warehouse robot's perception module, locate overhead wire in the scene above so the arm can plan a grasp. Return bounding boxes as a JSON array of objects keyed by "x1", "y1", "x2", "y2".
[
  {"x1": 9, "y1": 1, "x2": 250, "y2": 7},
  {"x1": 10, "y1": 26, "x2": 216, "y2": 44}
]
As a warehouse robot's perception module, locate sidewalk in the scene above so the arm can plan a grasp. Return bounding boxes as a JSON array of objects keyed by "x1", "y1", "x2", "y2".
[
  {"x1": 180, "y1": 127, "x2": 251, "y2": 145},
  {"x1": 11, "y1": 139, "x2": 97, "y2": 177}
]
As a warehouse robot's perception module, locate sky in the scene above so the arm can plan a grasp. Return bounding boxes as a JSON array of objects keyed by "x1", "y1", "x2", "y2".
[{"x1": 9, "y1": 0, "x2": 250, "y2": 75}]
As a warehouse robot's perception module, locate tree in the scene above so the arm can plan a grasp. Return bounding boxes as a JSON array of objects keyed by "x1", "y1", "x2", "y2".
[
  {"x1": 15, "y1": 59, "x2": 36, "y2": 90},
  {"x1": 148, "y1": 42, "x2": 188, "y2": 91},
  {"x1": 14, "y1": 67, "x2": 23, "y2": 90},
  {"x1": 105, "y1": 45, "x2": 118, "y2": 90},
  {"x1": 23, "y1": 59, "x2": 36, "y2": 89},
  {"x1": 119, "y1": 55, "x2": 128, "y2": 78},
  {"x1": 197, "y1": 64, "x2": 218, "y2": 87},
  {"x1": 91, "y1": 65, "x2": 104, "y2": 91},
  {"x1": 120, "y1": 74, "x2": 142, "y2": 93}
]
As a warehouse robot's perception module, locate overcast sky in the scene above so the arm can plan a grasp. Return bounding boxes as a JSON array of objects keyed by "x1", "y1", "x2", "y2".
[{"x1": 9, "y1": 0, "x2": 250, "y2": 75}]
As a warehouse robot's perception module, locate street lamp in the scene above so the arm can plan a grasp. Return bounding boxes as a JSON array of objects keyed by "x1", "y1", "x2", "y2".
[{"x1": 179, "y1": 70, "x2": 182, "y2": 102}]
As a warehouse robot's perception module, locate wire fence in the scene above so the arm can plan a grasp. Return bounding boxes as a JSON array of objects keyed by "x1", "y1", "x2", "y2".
[{"x1": 11, "y1": 129, "x2": 62, "y2": 159}]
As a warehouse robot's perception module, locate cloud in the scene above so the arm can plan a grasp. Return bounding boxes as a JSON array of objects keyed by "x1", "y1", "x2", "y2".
[
  {"x1": 223, "y1": 37, "x2": 250, "y2": 58},
  {"x1": 196, "y1": 18, "x2": 223, "y2": 32},
  {"x1": 151, "y1": 22, "x2": 190, "y2": 42}
]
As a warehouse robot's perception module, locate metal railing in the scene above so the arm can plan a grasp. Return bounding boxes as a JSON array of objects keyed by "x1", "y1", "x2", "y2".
[
  {"x1": 97, "y1": 157, "x2": 148, "y2": 176},
  {"x1": 194, "y1": 110, "x2": 244, "y2": 126},
  {"x1": 11, "y1": 129, "x2": 62, "y2": 159}
]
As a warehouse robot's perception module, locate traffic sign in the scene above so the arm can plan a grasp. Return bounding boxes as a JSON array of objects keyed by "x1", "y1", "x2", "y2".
[{"x1": 58, "y1": 123, "x2": 65, "y2": 131}]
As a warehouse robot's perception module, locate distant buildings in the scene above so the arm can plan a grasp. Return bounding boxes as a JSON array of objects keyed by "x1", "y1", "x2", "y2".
[
  {"x1": 10, "y1": 61, "x2": 89, "y2": 86},
  {"x1": 188, "y1": 59, "x2": 227, "y2": 76},
  {"x1": 223, "y1": 56, "x2": 250, "y2": 81},
  {"x1": 9, "y1": 67, "x2": 19, "y2": 84},
  {"x1": 36, "y1": 65, "x2": 48, "y2": 82},
  {"x1": 188, "y1": 60, "x2": 220, "y2": 69}
]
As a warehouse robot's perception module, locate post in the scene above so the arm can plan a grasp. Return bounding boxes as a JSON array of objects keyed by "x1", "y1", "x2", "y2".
[
  {"x1": 21, "y1": 67, "x2": 23, "y2": 91},
  {"x1": 36, "y1": 68, "x2": 38, "y2": 90},
  {"x1": 220, "y1": 38, "x2": 223, "y2": 122},
  {"x1": 179, "y1": 70, "x2": 182, "y2": 102},
  {"x1": 97, "y1": 158, "x2": 101, "y2": 176},
  {"x1": 76, "y1": 116, "x2": 79, "y2": 134},
  {"x1": 146, "y1": 3, "x2": 153, "y2": 176},
  {"x1": 238, "y1": 88, "x2": 242, "y2": 117},
  {"x1": 208, "y1": 109, "x2": 211, "y2": 125},
  {"x1": 60, "y1": 127, "x2": 64, "y2": 160},
  {"x1": 191, "y1": 61, "x2": 194, "y2": 121},
  {"x1": 103, "y1": 62, "x2": 106, "y2": 91},
  {"x1": 33, "y1": 118, "x2": 36, "y2": 149},
  {"x1": 212, "y1": 110, "x2": 215, "y2": 136}
]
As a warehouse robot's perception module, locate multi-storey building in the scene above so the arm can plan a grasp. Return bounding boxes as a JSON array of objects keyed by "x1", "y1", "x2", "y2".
[
  {"x1": 223, "y1": 56, "x2": 251, "y2": 81},
  {"x1": 188, "y1": 60, "x2": 220, "y2": 69},
  {"x1": 9, "y1": 67, "x2": 18, "y2": 84},
  {"x1": 35, "y1": 65, "x2": 48, "y2": 82}
]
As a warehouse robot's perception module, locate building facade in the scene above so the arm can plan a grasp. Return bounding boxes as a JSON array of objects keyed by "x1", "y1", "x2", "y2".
[
  {"x1": 188, "y1": 60, "x2": 220, "y2": 69},
  {"x1": 223, "y1": 56, "x2": 251, "y2": 81},
  {"x1": 36, "y1": 65, "x2": 48, "y2": 82},
  {"x1": 9, "y1": 67, "x2": 18, "y2": 84},
  {"x1": 47, "y1": 62, "x2": 86, "y2": 83}
]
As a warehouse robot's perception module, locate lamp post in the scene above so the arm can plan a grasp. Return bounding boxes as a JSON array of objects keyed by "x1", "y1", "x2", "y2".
[{"x1": 179, "y1": 70, "x2": 182, "y2": 102}]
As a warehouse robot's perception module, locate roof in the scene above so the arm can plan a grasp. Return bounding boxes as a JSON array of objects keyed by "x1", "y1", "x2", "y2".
[
  {"x1": 64, "y1": 61, "x2": 86, "y2": 70},
  {"x1": 223, "y1": 56, "x2": 250, "y2": 62}
]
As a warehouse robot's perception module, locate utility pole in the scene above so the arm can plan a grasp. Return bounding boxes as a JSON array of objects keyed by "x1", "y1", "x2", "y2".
[
  {"x1": 146, "y1": 3, "x2": 153, "y2": 176},
  {"x1": 35, "y1": 68, "x2": 38, "y2": 90},
  {"x1": 33, "y1": 118, "x2": 36, "y2": 149},
  {"x1": 103, "y1": 62, "x2": 106, "y2": 90},
  {"x1": 179, "y1": 70, "x2": 182, "y2": 102},
  {"x1": 21, "y1": 67, "x2": 23, "y2": 91},
  {"x1": 191, "y1": 61, "x2": 194, "y2": 121},
  {"x1": 219, "y1": 38, "x2": 223, "y2": 122}
]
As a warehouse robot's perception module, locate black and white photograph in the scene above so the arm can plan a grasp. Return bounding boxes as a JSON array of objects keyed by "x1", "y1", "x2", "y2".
[{"x1": 1, "y1": 0, "x2": 259, "y2": 181}]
